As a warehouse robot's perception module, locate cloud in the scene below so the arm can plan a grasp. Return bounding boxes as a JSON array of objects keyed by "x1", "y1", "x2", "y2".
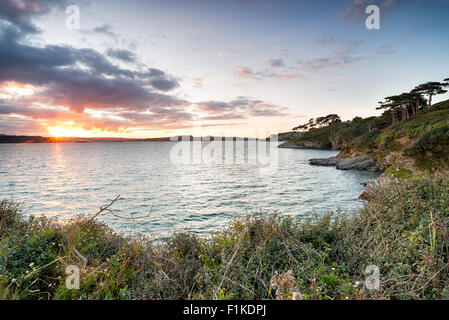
[
  {"x1": 91, "y1": 24, "x2": 117, "y2": 38},
  {"x1": 298, "y1": 56, "x2": 361, "y2": 70},
  {"x1": 0, "y1": 34, "x2": 184, "y2": 112},
  {"x1": 0, "y1": 11, "x2": 184, "y2": 112},
  {"x1": 0, "y1": 102, "x2": 72, "y2": 119},
  {"x1": 335, "y1": 39, "x2": 363, "y2": 55},
  {"x1": 195, "y1": 101, "x2": 234, "y2": 113},
  {"x1": 315, "y1": 34, "x2": 336, "y2": 45},
  {"x1": 0, "y1": 0, "x2": 74, "y2": 34},
  {"x1": 268, "y1": 58, "x2": 285, "y2": 67},
  {"x1": 106, "y1": 49, "x2": 137, "y2": 63},
  {"x1": 0, "y1": 0, "x2": 288, "y2": 135},
  {"x1": 233, "y1": 67, "x2": 259, "y2": 79},
  {"x1": 194, "y1": 97, "x2": 288, "y2": 120},
  {"x1": 0, "y1": 3, "x2": 188, "y2": 133},
  {"x1": 233, "y1": 66, "x2": 303, "y2": 80},
  {"x1": 299, "y1": 38, "x2": 364, "y2": 71}
]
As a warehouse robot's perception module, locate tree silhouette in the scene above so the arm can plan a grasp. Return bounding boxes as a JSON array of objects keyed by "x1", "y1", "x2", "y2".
[
  {"x1": 292, "y1": 123, "x2": 308, "y2": 132},
  {"x1": 412, "y1": 82, "x2": 448, "y2": 108},
  {"x1": 377, "y1": 95, "x2": 404, "y2": 124},
  {"x1": 293, "y1": 115, "x2": 341, "y2": 132},
  {"x1": 317, "y1": 114, "x2": 341, "y2": 127}
]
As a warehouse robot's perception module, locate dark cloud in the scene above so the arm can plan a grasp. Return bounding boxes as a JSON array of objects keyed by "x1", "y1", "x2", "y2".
[
  {"x1": 0, "y1": 102, "x2": 72, "y2": 119},
  {"x1": 0, "y1": 24, "x2": 183, "y2": 115},
  {"x1": 0, "y1": 0, "x2": 66, "y2": 34},
  {"x1": 106, "y1": 49, "x2": 137, "y2": 63},
  {"x1": 0, "y1": 3, "x2": 186, "y2": 134},
  {"x1": 140, "y1": 68, "x2": 180, "y2": 91}
]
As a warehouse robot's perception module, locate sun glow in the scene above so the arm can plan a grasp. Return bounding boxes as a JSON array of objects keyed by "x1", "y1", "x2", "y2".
[
  {"x1": 47, "y1": 125, "x2": 134, "y2": 138},
  {"x1": 47, "y1": 126, "x2": 103, "y2": 138}
]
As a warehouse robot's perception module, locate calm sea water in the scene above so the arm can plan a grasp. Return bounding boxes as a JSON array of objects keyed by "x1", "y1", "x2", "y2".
[{"x1": 0, "y1": 142, "x2": 379, "y2": 236}]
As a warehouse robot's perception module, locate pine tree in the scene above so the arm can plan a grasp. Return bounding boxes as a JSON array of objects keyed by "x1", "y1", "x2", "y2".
[{"x1": 412, "y1": 82, "x2": 448, "y2": 108}]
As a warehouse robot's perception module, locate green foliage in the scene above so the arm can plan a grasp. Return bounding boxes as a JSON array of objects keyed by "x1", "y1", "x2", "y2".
[
  {"x1": 406, "y1": 122, "x2": 449, "y2": 155},
  {"x1": 1, "y1": 172, "x2": 449, "y2": 300}
]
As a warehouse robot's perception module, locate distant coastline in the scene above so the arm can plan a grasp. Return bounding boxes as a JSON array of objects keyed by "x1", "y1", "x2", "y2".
[{"x1": 0, "y1": 134, "x2": 278, "y2": 144}]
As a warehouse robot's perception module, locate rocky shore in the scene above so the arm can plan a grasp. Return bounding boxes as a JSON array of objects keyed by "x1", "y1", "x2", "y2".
[{"x1": 308, "y1": 155, "x2": 379, "y2": 172}]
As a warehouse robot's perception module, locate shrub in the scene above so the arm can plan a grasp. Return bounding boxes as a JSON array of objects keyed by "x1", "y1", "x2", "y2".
[{"x1": 1, "y1": 172, "x2": 448, "y2": 300}]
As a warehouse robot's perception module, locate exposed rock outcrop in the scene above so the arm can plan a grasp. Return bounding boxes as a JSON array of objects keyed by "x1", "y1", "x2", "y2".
[{"x1": 309, "y1": 155, "x2": 379, "y2": 172}]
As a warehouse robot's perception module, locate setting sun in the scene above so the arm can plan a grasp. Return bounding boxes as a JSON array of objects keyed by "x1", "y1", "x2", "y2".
[{"x1": 47, "y1": 126, "x2": 101, "y2": 138}]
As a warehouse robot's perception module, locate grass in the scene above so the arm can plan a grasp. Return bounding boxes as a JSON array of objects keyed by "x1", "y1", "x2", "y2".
[{"x1": 1, "y1": 171, "x2": 448, "y2": 300}]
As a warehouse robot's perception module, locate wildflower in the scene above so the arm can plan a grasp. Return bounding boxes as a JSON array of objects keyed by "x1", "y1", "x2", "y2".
[{"x1": 29, "y1": 262, "x2": 34, "y2": 267}]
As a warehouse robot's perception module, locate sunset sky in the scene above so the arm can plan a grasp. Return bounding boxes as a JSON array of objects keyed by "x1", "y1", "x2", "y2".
[{"x1": 0, "y1": 0, "x2": 448, "y2": 138}]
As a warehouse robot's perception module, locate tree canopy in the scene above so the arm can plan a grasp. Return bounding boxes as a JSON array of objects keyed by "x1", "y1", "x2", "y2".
[
  {"x1": 412, "y1": 81, "x2": 448, "y2": 108},
  {"x1": 292, "y1": 114, "x2": 341, "y2": 132}
]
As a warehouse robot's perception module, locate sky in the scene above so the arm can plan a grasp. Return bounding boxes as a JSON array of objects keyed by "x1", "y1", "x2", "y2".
[{"x1": 0, "y1": 0, "x2": 448, "y2": 138}]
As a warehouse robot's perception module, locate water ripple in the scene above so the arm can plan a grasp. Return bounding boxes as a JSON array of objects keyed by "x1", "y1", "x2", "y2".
[{"x1": 0, "y1": 142, "x2": 379, "y2": 236}]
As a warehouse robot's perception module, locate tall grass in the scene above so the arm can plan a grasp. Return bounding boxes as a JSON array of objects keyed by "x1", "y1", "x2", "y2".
[{"x1": 1, "y1": 172, "x2": 448, "y2": 300}]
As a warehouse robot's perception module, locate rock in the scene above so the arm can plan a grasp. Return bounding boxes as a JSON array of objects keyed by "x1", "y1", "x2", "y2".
[
  {"x1": 359, "y1": 190, "x2": 376, "y2": 201},
  {"x1": 309, "y1": 155, "x2": 380, "y2": 172},
  {"x1": 309, "y1": 157, "x2": 339, "y2": 166}
]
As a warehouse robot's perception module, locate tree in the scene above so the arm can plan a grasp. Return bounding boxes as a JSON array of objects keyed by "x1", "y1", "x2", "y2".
[
  {"x1": 412, "y1": 82, "x2": 448, "y2": 108},
  {"x1": 307, "y1": 118, "x2": 316, "y2": 131},
  {"x1": 377, "y1": 95, "x2": 404, "y2": 124},
  {"x1": 292, "y1": 123, "x2": 308, "y2": 132},
  {"x1": 292, "y1": 115, "x2": 341, "y2": 132},
  {"x1": 323, "y1": 114, "x2": 341, "y2": 126},
  {"x1": 405, "y1": 91, "x2": 427, "y2": 115},
  {"x1": 314, "y1": 114, "x2": 341, "y2": 128},
  {"x1": 315, "y1": 116, "x2": 327, "y2": 128},
  {"x1": 292, "y1": 118, "x2": 314, "y2": 132}
]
